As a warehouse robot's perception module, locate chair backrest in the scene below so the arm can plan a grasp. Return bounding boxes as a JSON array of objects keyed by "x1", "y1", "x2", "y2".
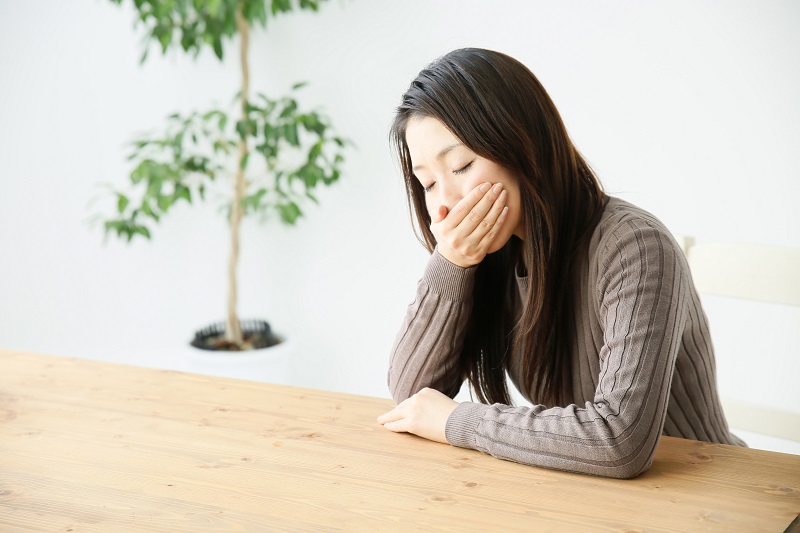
[
  {"x1": 675, "y1": 235, "x2": 800, "y2": 446},
  {"x1": 677, "y1": 236, "x2": 800, "y2": 306}
]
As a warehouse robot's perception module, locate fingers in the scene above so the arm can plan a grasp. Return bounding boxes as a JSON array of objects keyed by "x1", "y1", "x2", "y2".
[
  {"x1": 444, "y1": 182, "x2": 493, "y2": 231},
  {"x1": 377, "y1": 388, "x2": 456, "y2": 443},
  {"x1": 455, "y1": 182, "x2": 505, "y2": 236},
  {"x1": 376, "y1": 408, "x2": 401, "y2": 424},
  {"x1": 439, "y1": 182, "x2": 506, "y2": 239},
  {"x1": 377, "y1": 406, "x2": 408, "y2": 433},
  {"x1": 476, "y1": 204, "x2": 509, "y2": 249},
  {"x1": 430, "y1": 181, "x2": 508, "y2": 267},
  {"x1": 431, "y1": 204, "x2": 448, "y2": 224},
  {"x1": 467, "y1": 188, "x2": 507, "y2": 242},
  {"x1": 382, "y1": 420, "x2": 407, "y2": 433}
]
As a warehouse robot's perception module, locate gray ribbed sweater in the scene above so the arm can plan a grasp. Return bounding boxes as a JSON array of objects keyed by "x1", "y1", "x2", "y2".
[{"x1": 388, "y1": 197, "x2": 745, "y2": 479}]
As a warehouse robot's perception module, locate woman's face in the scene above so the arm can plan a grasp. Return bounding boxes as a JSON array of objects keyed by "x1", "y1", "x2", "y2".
[{"x1": 405, "y1": 116, "x2": 524, "y2": 253}]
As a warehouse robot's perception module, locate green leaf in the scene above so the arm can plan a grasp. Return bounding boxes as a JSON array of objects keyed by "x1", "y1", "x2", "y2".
[
  {"x1": 208, "y1": 0, "x2": 223, "y2": 16},
  {"x1": 141, "y1": 200, "x2": 160, "y2": 222},
  {"x1": 175, "y1": 184, "x2": 192, "y2": 203},
  {"x1": 291, "y1": 81, "x2": 308, "y2": 91},
  {"x1": 146, "y1": 176, "x2": 163, "y2": 198},
  {"x1": 212, "y1": 37, "x2": 223, "y2": 60},
  {"x1": 156, "y1": 26, "x2": 172, "y2": 51},
  {"x1": 133, "y1": 225, "x2": 151, "y2": 239},
  {"x1": 157, "y1": 194, "x2": 173, "y2": 211},
  {"x1": 117, "y1": 194, "x2": 130, "y2": 214},
  {"x1": 213, "y1": 139, "x2": 228, "y2": 154},
  {"x1": 130, "y1": 160, "x2": 150, "y2": 184},
  {"x1": 277, "y1": 202, "x2": 301, "y2": 224},
  {"x1": 239, "y1": 152, "x2": 250, "y2": 171},
  {"x1": 236, "y1": 120, "x2": 247, "y2": 139},
  {"x1": 271, "y1": 0, "x2": 289, "y2": 15},
  {"x1": 103, "y1": 220, "x2": 121, "y2": 235},
  {"x1": 301, "y1": 113, "x2": 325, "y2": 135},
  {"x1": 252, "y1": 188, "x2": 267, "y2": 205},
  {"x1": 299, "y1": 0, "x2": 321, "y2": 11},
  {"x1": 236, "y1": 118, "x2": 256, "y2": 139},
  {"x1": 284, "y1": 123, "x2": 299, "y2": 146},
  {"x1": 327, "y1": 168, "x2": 341, "y2": 185},
  {"x1": 180, "y1": 30, "x2": 194, "y2": 52},
  {"x1": 279, "y1": 99, "x2": 298, "y2": 118},
  {"x1": 308, "y1": 141, "x2": 322, "y2": 162},
  {"x1": 241, "y1": 188, "x2": 268, "y2": 213}
]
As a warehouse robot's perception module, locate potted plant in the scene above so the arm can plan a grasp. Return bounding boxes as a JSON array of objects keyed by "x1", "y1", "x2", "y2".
[{"x1": 98, "y1": 0, "x2": 348, "y2": 378}]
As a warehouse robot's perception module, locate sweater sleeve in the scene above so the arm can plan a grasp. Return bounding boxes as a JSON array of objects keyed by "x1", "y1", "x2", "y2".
[
  {"x1": 388, "y1": 249, "x2": 477, "y2": 403},
  {"x1": 444, "y1": 220, "x2": 689, "y2": 479}
]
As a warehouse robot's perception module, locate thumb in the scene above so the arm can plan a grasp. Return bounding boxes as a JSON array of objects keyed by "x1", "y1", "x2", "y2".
[{"x1": 431, "y1": 205, "x2": 448, "y2": 223}]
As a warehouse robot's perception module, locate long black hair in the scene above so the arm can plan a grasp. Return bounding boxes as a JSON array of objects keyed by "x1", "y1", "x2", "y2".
[{"x1": 390, "y1": 48, "x2": 606, "y2": 406}]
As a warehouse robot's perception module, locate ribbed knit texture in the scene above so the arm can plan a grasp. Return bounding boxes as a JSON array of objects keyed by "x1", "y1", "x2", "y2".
[{"x1": 388, "y1": 197, "x2": 745, "y2": 479}]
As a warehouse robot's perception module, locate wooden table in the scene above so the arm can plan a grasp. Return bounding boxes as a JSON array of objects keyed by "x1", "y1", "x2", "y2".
[{"x1": 1, "y1": 350, "x2": 798, "y2": 532}]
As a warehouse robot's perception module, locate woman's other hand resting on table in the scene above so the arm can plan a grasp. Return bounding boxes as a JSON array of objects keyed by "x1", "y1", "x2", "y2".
[{"x1": 377, "y1": 388, "x2": 458, "y2": 444}]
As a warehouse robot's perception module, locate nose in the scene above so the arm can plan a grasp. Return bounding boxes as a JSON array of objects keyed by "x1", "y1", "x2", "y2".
[{"x1": 438, "y1": 180, "x2": 463, "y2": 211}]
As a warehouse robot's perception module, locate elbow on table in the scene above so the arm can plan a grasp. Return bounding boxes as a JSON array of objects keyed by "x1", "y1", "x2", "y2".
[
  {"x1": 499, "y1": 440, "x2": 655, "y2": 479},
  {"x1": 581, "y1": 411, "x2": 659, "y2": 479},
  {"x1": 600, "y1": 444, "x2": 656, "y2": 479},
  {"x1": 488, "y1": 425, "x2": 658, "y2": 479},
  {"x1": 546, "y1": 422, "x2": 658, "y2": 478},
  {"x1": 605, "y1": 458, "x2": 653, "y2": 480}
]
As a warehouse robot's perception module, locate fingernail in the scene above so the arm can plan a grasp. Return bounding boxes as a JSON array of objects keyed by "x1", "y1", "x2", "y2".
[
  {"x1": 492, "y1": 183, "x2": 503, "y2": 194},
  {"x1": 480, "y1": 182, "x2": 491, "y2": 193}
]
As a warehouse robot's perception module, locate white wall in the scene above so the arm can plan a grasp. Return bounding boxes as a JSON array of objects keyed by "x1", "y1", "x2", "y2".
[{"x1": 1, "y1": 1, "x2": 798, "y2": 448}]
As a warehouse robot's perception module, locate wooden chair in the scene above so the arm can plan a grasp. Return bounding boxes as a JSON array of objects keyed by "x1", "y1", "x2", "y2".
[{"x1": 677, "y1": 236, "x2": 800, "y2": 445}]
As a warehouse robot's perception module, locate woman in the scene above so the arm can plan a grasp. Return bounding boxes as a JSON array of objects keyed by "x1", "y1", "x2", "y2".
[{"x1": 377, "y1": 48, "x2": 745, "y2": 479}]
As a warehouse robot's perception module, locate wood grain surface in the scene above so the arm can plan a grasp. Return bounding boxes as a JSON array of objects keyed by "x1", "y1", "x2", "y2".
[{"x1": 1, "y1": 350, "x2": 798, "y2": 532}]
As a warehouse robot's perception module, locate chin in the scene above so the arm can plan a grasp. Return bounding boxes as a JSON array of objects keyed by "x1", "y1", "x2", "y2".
[{"x1": 487, "y1": 233, "x2": 513, "y2": 255}]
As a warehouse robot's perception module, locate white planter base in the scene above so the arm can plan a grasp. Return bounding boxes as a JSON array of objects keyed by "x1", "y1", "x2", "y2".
[{"x1": 183, "y1": 336, "x2": 292, "y2": 385}]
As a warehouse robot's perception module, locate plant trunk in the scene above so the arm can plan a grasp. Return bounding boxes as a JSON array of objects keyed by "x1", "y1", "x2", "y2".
[{"x1": 225, "y1": 9, "x2": 250, "y2": 345}]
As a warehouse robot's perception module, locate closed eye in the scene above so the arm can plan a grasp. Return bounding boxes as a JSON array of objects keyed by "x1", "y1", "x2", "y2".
[
  {"x1": 423, "y1": 182, "x2": 435, "y2": 193},
  {"x1": 453, "y1": 160, "x2": 474, "y2": 175}
]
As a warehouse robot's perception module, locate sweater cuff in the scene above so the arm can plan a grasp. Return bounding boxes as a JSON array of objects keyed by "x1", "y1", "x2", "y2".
[
  {"x1": 423, "y1": 248, "x2": 477, "y2": 302},
  {"x1": 445, "y1": 402, "x2": 490, "y2": 449}
]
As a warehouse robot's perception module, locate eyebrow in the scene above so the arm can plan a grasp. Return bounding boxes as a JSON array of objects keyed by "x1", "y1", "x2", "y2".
[{"x1": 412, "y1": 143, "x2": 464, "y2": 172}]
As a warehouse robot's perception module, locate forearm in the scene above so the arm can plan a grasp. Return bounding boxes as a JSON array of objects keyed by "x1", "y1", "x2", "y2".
[
  {"x1": 388, "y1": 249, "x2": 476, "y2": 402},
  {"x1": 445, "y1": 397, "x2": 667, "y2": 479}
]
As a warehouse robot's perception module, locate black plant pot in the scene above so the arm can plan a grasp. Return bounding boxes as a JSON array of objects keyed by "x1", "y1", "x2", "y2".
[{"x1": 190, "y1": 319, "x2": 281, "y2": 351}]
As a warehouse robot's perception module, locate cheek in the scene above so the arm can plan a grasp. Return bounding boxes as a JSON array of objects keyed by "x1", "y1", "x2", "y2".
[
  {"x1": 463, "y1": 174, "x2": 486, "y2": 191},
  {"x1": 423, "y1": 192, "x2": 436, "y2": 215}
]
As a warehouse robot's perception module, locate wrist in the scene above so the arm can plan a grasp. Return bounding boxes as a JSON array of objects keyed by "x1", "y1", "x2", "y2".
[
  {"x1": 424, "y1": 249, "x2": 477, "y2": 301},
  {"x1": 437, "y1": 247, "x2": 478, "y2": 268}
]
